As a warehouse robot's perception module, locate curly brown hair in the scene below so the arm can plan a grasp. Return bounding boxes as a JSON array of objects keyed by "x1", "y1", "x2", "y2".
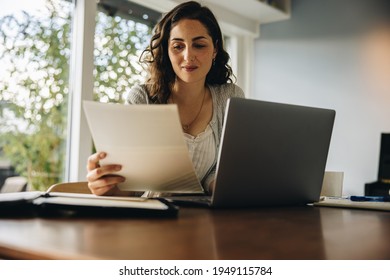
[{"x1": 139, "y1": 1, "x2": 234, "y2": 103}]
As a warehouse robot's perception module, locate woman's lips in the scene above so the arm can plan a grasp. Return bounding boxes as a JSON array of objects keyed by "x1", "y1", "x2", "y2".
[{"x1": 182, "y1": 65, "x2": 198, "y2": 71}]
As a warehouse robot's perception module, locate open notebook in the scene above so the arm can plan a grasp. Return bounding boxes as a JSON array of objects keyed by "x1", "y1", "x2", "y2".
[{"x1": 0, "y1": 190, "x2": 178, "y2": 217}]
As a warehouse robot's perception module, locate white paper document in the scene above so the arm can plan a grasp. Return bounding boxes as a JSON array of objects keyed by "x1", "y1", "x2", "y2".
[{"x1": 83, "y1": 101, "x2": 203, "y2": 193}]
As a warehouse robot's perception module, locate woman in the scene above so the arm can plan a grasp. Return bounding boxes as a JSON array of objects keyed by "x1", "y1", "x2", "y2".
[{"x1": 86, "y1": 1, "x2": 245, "y2": 196}]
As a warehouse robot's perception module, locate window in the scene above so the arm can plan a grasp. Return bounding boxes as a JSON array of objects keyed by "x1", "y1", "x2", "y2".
[
  {"x1": 94, "y1": 1, "x2": 160, "y2": 103},
  {"x1": 0, "y1": 0, "x2": 74, "y2": 191}
]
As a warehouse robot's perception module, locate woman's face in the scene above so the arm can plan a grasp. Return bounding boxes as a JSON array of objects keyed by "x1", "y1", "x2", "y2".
[{"x1": 168, "y1": 19, "x2": 217, "y2": 85}]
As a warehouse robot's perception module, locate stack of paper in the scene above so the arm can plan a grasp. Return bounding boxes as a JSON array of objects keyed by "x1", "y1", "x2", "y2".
[{"x1": 83, "y1": 101, "x2": 204, "y2": 193}]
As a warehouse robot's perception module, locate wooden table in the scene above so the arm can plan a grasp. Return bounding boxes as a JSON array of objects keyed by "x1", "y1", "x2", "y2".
[{"x1": 0, "y1": 206, "x2": 389, "y2": 259}]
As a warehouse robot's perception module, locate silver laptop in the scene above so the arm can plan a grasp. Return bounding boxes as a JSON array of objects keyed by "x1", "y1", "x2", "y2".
[{"x1": 167, "y1": 97, "x2": 335, "y2": 208}]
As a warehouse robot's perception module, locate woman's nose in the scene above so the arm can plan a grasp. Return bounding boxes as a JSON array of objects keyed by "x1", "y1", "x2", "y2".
[{"x1": 184, "y1": 49, "x2": 195, "y2": 62}]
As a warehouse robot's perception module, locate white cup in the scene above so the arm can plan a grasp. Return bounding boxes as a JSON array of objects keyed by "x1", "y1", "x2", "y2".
[{"x1": 320, "y1": 171, "x2": 344, "y2": 197}]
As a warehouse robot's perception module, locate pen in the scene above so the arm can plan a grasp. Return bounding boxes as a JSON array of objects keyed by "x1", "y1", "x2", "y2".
[{"x1": 350, "y1": 196, "x2": 390, "y2": 202}]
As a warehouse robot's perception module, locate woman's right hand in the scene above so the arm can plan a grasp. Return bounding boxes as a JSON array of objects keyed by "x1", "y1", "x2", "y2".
[{"x1": 86, "y1": 152, "x2": 126, "y2": 196}]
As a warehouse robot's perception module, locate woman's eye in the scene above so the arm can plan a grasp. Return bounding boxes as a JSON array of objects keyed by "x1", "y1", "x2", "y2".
[
  {"x1": 172, "y1": 44, "x2": 183, "y2": 50},
  {"x1": 194, "y1": 44, "x2": 206, "y2": 49}
]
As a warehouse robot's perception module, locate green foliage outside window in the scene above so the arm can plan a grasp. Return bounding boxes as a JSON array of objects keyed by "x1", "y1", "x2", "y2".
[
  {"x1": 94, "y1": 11, "x2": 151, "y2": 103},
  {"x1": 0, "y1": 0, "x2": 152, "y2": 190}
]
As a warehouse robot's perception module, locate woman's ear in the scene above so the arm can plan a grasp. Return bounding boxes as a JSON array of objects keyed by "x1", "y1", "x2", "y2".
[
  {"x1": 213, "y1": 40, "x2": 218, "y2": 59},
  {"x1": 212, "y1": 50, "x2": 218, "y2": 62}
]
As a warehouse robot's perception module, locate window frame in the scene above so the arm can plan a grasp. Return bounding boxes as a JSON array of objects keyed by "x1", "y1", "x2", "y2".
[
  {"x1": 66, "y1": 0, "x2": 256, "y2": 181},
  {"x1": 66, "y1": 0, "x2": 95, "y2": 182}
]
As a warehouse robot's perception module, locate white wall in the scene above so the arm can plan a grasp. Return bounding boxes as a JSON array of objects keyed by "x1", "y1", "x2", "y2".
[{"x1": 253, "y1": 0, "x2": 390, "y2": 195}]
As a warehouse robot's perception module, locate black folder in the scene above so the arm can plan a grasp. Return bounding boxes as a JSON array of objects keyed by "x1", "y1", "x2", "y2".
[{"x1": 0, "y1": 191, "x2": 178, "y2": 218}]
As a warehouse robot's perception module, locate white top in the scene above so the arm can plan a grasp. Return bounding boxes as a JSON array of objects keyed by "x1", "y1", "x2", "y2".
[{"x1": 184, "y1": 125, "x2": 216, "y2": 182}]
